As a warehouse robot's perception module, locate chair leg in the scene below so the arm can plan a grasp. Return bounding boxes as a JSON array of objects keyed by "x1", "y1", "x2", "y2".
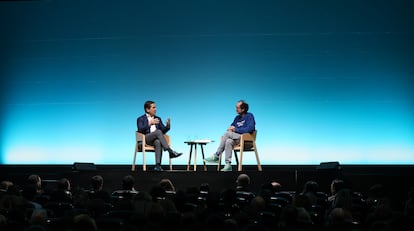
[
  {"x1": 238, "y1": 150, "x2": 243, "y2": 171},
  {"x1": 254, "y1": 143, "x2": 262, "y2": 171},
  {"x1": 217, "y1": 154, "x2": 222, "y2": 171},
  {"x1": 132, "y1": 149, "x2": 137, "y2": 171},
  {"x1": 234, "y1": 150, "x2": 239, "y2": 164},
  {"x1": 142, "y1": 150, "x2": 146, "y2": 171},
  {"x1": 233, "y1": 150, "x2": 240, "y2": 171},
  {"x1": 238, "y1": 141, "x2": 244, "y2": 171}
]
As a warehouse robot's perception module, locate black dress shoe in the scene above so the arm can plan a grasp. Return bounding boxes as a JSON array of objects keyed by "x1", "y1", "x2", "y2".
[
  {"x1": 169, "y1": 150, "x2": 183, "y2": 159},
  {"x1": 154, "y1": 166, "x2": 164, "y2": 172}
]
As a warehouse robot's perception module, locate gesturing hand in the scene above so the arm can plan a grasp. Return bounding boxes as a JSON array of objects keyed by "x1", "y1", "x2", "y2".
[{"x1": 152, "y1": 118, "x2": 160, "y2": 125}]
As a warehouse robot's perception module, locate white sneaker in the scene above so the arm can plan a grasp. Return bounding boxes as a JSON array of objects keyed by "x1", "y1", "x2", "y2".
[
  {"x1": 221, "y1": 163, "x2": 232, "y2": 172},
  {"x1": 204, "y1": 155, "x2": 219, "y2": 163}
]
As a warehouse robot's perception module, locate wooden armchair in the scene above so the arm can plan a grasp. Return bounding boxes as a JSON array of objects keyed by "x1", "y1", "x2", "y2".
[
  {"x1": 218, "y1": 130, "x2": 262, "y2": 171},
  {"x1": 132, "y1": 132, "x2": 172, "y2": 171}
]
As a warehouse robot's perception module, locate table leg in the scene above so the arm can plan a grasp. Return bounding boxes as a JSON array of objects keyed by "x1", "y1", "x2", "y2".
[
  {"x1": 194, "y1": 144, "x2": 197, "y2": 171},
  {"x1": 187, "y1": 144, "x2": 193, "y2": 171},
  {"x1": 200, "y1": 144, "x2": 207, "y2": 171}
]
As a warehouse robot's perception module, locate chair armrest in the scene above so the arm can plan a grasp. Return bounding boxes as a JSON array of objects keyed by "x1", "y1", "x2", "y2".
[
  {"x1": 136, "y1": 132, "x2": 145, "y2": 142},
  {"x1": 240, "y1": 133, "x2": 255, "y2": 142}
]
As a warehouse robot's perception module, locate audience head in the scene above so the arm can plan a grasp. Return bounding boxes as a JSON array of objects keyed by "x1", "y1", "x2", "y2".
[
  {"x1": 91, "y1": 175, "x2": 104, "y2": 191},
  {"x1": 0, "y1": 180, "x2": 13, "y2": 192},
  {"x1": 261, "y1": 180, "x2": 282, "y2": 194},
  {"x1": 58, "y1": 178, "x2": 71, "y2": 191},
  {"x1": 73, "y1": 214, "x2": 98, "y2": 231},
  {"x1": 249, "y1": 196, "x2": 266, "y2": 215},
  {"x1": 122, "y1": 175, "x2": 136, "y2": 191},
  {"x1": 159, "y1": 178, "x2": 175, "y2": 192},
  {"x1": 271, "y1": 181, "x2": 282, "y2": 191},
  {"x1": 303, "y1": 180, "x2": 319, "y2": 194},
  {"x1": 330, "y1": 178, "x2": 346, "y2": 195},
  {"x1": 326, "y1": 207, "x2": 353, "y2": 227},
  {"x1": 27, "y1": 175, "x2": 42, "y2": 190},
  {"x1": 405, "y1": 186, "x2": 414, "y2": 218},
  {"x1": 30, "y1": 208, "x2": 48, "y2": 226},
  {"x1": 278, "y1": 204, "x2": 299, "y2": 229},
  {"x1": 0, "y1": 214, "x2": 7, "y2": 227},
  {"x1": 236, "y1": 174, "x2": 250, "y2": 189},
  {"x1": 22, "y1": 175, "x2": 43, "y2": 202}
]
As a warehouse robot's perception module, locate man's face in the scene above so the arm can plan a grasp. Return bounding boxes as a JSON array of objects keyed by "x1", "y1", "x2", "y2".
[
  {"x1": 235, "y1": 102, "x2": 243, "y2": 114},
  {"x1": 146, "y1": 103, "x2": 157, "y2": 116}
]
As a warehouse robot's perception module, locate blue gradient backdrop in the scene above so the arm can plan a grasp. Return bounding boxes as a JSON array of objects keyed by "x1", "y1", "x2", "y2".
[{"x1": 1, "y1": 0, "x2": 413, "y2": 165}]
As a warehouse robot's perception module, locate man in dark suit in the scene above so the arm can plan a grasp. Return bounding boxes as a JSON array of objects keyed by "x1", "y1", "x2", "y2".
[{"x1": 137, "y1": 100, "x2": 182, "y2": 171}]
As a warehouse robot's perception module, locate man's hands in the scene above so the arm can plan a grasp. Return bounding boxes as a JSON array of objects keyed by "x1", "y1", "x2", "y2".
[
  {"x1": 150, "y1": 118, "x2": 160, "y2": 125},
  {"x1": 150, "y1": 117, "x2": 170, "y2": 128},
  {"x1": 227, "y1": 125, "x2": 236, "y2": 132}
]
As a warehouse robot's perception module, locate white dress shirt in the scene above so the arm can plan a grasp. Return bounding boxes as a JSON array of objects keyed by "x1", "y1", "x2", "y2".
[{"x1": 146, "y1": 114, "x2": 156, "y2": 133}]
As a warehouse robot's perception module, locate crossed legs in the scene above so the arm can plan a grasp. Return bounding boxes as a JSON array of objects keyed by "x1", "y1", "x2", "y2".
[
  {"x1": 145, "y1": 130, "x2": 169, "y2": 165},
  {"x1": 216, "y1": 131, "x2": 241, "y2": 164}
]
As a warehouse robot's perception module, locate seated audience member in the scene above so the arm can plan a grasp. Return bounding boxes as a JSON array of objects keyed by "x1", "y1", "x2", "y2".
[
  {"x1": 73, "y1": 214, "x2": 99, "y2": 231},
  {"x1": 159, "y1": 178, "x2": 176, "y2": 199},
  {"x1": 112, "y1": 175, "x2": 138, "y2": 194},
  {"x1": 271, "y1": 180, "x2": 282, "y2": 193},
  {"x1": 0, "y1": 180, "x2": 13, "y2": 200},
  {"x1": 236, "y1": 174, "x2": 252, "y2": 192},
  {"x1": 88, "y1": 175, "x2": 111, "y2": 203},
  {"x1": 324, "y1": 207, "x2": 354, "y2": 231},
  {"x1": 22, "y1": 174, "x2": 44, "y2": 208},
  {"x1": 404, "y1": 186, "x2": 414, "y2": 219},
  {"x1": 328, "y1": 178, "x2": 347, "y2": 204},
  {"x1": 111, "y1": 175, "x2": 138, "y2": 210},
  {"x1": 159, "y1": 178, "x2": 176, "y2": 193},
  {"x1": 301, "y1": 180, "x2": 319, "y2": 206},
  {"x1": 49, "y1": 177, "x2": 73, "y2": 203},
  {"x1": 235, "y1": 174, "x2": 255, "y2": 208}
]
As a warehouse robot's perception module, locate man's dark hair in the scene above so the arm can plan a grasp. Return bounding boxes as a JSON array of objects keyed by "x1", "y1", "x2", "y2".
[
  {"x1": 91, "y1": 175, "x2": 103, "y2": 191},
  {"x1": 27, "y1": 174, "x2": 41, "y2": 185},
  {"x1": 332, "y1": 179, "x2": 346, "y2": 193},
  {"x1": 303, "y1": 180, "x2": 319, "y2": 193},
  {"x1": 122, "y1": 175, "x2": 135, "y2": 190},
  {"x1": 144, "y1": 100, "x2": 155, "y2": 112},
  {"x1": 58, "y1": 178, "x2": 70, "y2": 190},
  {"x1": 236, "y1": 174, "x2": 250, "y2": 188},
  {"x1": 239, "y1": 100, "x2": 249, "y2": 112}
]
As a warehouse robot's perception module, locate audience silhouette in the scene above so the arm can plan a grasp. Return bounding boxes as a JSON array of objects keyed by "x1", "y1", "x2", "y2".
[{"x1": 0, "y1": 172, "x2": 413, "y2": 231}]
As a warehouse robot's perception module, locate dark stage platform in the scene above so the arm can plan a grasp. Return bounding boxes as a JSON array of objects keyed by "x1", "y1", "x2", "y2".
[{"x1": 1, "y1": 164, "x2": 413, "y2": 206}]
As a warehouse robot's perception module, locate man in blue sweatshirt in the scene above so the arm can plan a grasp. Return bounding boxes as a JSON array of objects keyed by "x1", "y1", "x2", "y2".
[{"x1": 204, "y1": 100, "x2": 256, "y2": 171}]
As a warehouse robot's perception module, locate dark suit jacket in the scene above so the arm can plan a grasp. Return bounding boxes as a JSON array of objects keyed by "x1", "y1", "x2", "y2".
[{"x1": 137, "y1": 114, "x2": 170, "y2": 134}]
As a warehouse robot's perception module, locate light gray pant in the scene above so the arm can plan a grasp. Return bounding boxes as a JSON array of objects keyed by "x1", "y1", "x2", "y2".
[
  {"x1": 145, "y1": 130, "x2": 169, "y2": 165},
  {"x1": 216, "y1": 131, "x2": 241, "y2": 164}
]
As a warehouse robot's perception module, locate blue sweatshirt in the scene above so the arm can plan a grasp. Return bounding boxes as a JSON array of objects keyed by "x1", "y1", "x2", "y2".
[{"x1": 231, "y1": 112, "x2": 256, "y2": 134}]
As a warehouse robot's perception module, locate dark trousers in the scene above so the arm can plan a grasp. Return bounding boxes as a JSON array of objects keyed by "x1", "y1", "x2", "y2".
[{"x1": 145, "y1": 130, "x2": 169, "y2": 165}]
